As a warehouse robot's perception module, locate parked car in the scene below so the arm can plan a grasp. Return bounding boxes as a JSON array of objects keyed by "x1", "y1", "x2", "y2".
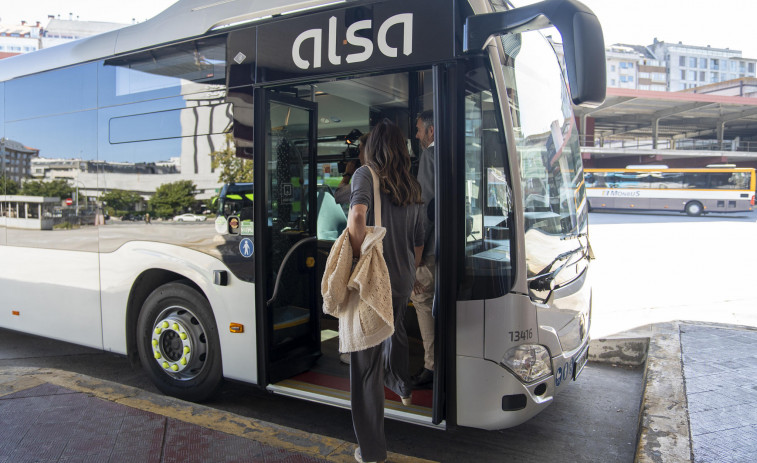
[
  {"x1": 173, "y1": 213, "x2": 207, "y2": 222},
  {"x1": 121, "y1": 213, "x2": 143, "y2": 221}
]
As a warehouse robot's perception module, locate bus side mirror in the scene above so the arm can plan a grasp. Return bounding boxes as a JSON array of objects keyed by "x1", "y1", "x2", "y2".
[{"x1": 464, "y1": 0, "x2": 606, "y2": 108}]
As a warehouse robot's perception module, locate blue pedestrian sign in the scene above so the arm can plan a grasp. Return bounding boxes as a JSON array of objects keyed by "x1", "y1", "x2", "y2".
[{"x1": 239, "y1": 238, "x2": 254, "y2": 258}]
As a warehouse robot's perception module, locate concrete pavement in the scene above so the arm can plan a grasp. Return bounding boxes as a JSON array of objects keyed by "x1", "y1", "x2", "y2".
[
  {"x1": 0, "y1": 367, "x2": 431, "y2": 463},
  {"x1": 3, "y1": 321, "x2": 754, "y2": 462}
]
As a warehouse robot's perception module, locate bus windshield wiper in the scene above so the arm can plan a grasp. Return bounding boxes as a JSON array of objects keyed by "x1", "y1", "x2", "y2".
[
  {"x1": 560, "y1": 231, "x2": 588, "y2": 240},
  {"x1": 527, "y1": 243, "x2": 588, "y2": 292}
]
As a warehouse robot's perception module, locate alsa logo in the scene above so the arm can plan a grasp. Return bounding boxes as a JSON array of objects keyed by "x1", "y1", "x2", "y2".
[{"x1": 292, "y1": 14, "x2": 413, "y2": 70}]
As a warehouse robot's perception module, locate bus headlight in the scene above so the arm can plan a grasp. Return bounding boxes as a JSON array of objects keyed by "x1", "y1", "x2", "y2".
[{"x1": 501, "y1": 344, "x2": 552, "y2": 383}]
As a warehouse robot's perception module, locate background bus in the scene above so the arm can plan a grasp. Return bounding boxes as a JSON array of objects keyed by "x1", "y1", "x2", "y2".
[
  {"x1": 585, "y1": 167, "x2": 756, "y2": 215},
  {"x1": 0, "y1": 0, "x2": 605, "y2": 431}
]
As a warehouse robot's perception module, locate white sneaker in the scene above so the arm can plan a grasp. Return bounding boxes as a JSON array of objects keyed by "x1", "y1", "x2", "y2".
[
  {"x1": 340, "y1": 353, "x2": 351, "y2": 364},
  {"x1": 354, "y1": 447, "x2": 384, "y2": 463}
]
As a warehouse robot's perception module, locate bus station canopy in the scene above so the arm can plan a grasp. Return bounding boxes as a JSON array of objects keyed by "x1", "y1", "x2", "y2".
[{"x1": 574, "y1": 88, "x2": 757, "y2": 149}]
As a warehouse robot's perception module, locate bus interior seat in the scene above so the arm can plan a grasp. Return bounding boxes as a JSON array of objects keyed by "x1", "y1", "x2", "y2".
[{"x1": 316, "y1": 188, "x2": 347, "y2": 241}]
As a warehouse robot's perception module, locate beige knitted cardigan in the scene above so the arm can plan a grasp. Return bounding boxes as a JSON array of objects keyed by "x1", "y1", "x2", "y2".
[{"x1": 321, "y1": 168, "x2": 394, "y2": 353}]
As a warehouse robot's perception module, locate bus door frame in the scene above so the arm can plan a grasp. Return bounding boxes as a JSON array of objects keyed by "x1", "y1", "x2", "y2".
[
  {"x1": 432, "y1": 61, "x2": 464, "y2": 426},
  {"x1": 254, "y1": 88, "x2": 320, "y2": 386}
]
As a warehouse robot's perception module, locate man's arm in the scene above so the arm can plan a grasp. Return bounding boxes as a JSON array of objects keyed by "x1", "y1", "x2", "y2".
[{"x1": 414, "y1": 246, "x2": 424, "y2": 268}]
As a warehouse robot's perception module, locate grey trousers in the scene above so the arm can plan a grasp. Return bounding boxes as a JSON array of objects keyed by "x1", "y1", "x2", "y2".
[{"x1": 350, "y1": 296, "x2": 410, "y2": 462}]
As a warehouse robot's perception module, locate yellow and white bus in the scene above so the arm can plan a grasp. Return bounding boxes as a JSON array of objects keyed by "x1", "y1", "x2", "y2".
[
  {"x1": 0, "y1": 0, "x2": 605, "y2": 431},
  {"x1": 585, "y1": 167, "x2": 756, "y2": 216}
]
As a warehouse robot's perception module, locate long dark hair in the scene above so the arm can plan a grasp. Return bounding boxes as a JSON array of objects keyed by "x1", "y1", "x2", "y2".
[{"x1": 364, "y1": 119, "x2": 423, "y2": 206}]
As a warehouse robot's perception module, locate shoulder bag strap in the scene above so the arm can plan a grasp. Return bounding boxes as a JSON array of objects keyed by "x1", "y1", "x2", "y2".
[{"x1": 367, "y1": 166, "x2": 382, "y2": 228}]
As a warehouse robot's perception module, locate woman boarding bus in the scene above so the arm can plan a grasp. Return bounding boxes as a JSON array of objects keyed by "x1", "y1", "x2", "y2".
[{"x1": 0, "y1": 0, "x2": 604, "y2": 431}]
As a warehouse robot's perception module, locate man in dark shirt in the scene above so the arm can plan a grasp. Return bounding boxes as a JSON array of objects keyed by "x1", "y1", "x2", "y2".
[{"x1": 410, "y1": 110, "x2": 436, "y2": 389}]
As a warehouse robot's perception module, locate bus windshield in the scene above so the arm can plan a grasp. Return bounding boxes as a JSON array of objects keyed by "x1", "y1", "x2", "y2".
[
  {"x1": 497, "y1": 30, "x2": 589, "y2": 281},
  {"x1": 218, "y1": 183, "x2": 254, "y2": 220}
]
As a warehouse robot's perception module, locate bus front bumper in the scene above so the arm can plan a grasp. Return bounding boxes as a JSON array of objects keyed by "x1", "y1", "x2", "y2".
[{"x1": 456, "y1": 355, "x2": 554, "y2": 430}]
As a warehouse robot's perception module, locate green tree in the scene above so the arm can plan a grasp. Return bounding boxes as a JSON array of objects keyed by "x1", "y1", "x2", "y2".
[
  {"x1": 211, "y1": 133, "x2": 253, "y2": 184},
  {"x1": 149, "y1": 180, "x2": 197, "y2": 218},
  {"x1": 101, "y1": 189, "x2": 143, "y2": 214},
  {"x1": 0, "y1": 176, "x2": 19, "y2": 195},
  {"x1": 20, "y1": 179, "x2": 73, "y2": 198}
]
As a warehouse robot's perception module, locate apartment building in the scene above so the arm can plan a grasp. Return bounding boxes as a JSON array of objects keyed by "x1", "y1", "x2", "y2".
[
  {"x1": 0, "y1": 16, "x2": 125, "y2": 59},
  {"x1": 649, "y1": 39, "x2": 757, "y2": 91},
  {"x1": 1, "y1": 138, "x2": 39, "y2": 184}
]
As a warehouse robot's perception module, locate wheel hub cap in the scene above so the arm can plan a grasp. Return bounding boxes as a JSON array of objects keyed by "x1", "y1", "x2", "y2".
[{"x1": 152, "y1": 317, "x2": 193, "y2": 373}]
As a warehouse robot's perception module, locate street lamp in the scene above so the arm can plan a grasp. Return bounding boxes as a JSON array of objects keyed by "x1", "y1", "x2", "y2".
[{"x1": 72, "y1": 179, "x2": 86, "y2": 215}]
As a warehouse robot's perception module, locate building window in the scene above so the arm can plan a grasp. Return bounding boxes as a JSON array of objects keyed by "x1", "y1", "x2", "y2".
[
  {"x1": 653, "y1": 72, "x2": 666, "y2": 81},
  {"x1": 679, "y1": 56, "x2": 686, "y2": 66},
  {"x1": 749, "y1": 63, "x2": 755, "y2": 74},
  {"x1": 681, "y1": 70, "x2": 686, "y2": 80},
  {"x1": 711, "y1": 59, "x2": 719, "y2": 70},
  {"x1": 730, "y1": 61, "x2": 738, "y2": 72},
  {"x1": 620, "y1": 62, "x2": 628, "y2": 69},
  {"x1": 700, "y1": 58, "x2": 707, "y2": 68},
  {"x1": 700, "y1": 71, "x2": 706, "y2": 81},
  {"x1": 688, "y1": 70, "x2": 696, "y2": 81},
  {"x1": 689, "y1": 57, "x2": 697, "y2": 68},
  {"x1": 610, "y1": 64, "x2": 616, "y2": 72},
  {"x1": 710, "y1": 72, "x2": 718, "y2": 82},
  {"x1": 610, "y1": 79, "x2": 616, "y2": 86}
]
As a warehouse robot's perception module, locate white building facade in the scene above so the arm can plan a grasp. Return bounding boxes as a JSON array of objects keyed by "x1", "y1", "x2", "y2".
[
  {"x1": 649, "y1": 39, "x2": 757, "y2": 91},
  {"x1": 0, "y1": 17, "x2": 125, "y2": 59}
]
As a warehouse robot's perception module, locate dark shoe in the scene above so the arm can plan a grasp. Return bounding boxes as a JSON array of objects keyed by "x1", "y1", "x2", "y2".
[{"x1": 411, "y1": 368, "x2": 434, "y2": 389}]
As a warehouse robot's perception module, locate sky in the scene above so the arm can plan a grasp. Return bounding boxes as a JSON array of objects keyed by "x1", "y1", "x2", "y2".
[{"x1": 2, "y1": 0, "x2": 757, "y2": 58}]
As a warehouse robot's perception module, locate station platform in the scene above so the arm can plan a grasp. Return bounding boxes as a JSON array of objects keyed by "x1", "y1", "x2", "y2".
[{"x1": 0, "y1": 367, "x2": 430, "y2": 463}]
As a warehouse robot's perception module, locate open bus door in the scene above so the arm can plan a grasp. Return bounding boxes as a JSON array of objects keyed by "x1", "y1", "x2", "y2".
[{"x1": 254, "y1": 90, "x2": 321, "y2": 384}]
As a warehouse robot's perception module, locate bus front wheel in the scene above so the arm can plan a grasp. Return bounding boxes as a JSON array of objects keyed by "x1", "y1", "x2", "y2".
[
  {"x1": 137, "y1": 281, "x2": 223, "y2": 402},
  {"x1": 685, "y1": 201, "x2": 704, "y2": 216}
]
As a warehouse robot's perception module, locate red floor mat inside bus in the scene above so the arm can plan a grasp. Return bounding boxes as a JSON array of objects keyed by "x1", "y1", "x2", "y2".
[{"x1": 290, "y1": 371, "x2": 433, "y2": 408}]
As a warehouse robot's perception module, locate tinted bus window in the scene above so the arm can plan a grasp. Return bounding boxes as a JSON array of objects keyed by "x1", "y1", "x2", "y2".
[
  {"x1": 683, "y1": 173, "x2": 708, "y2": 189},
  {"x1": 650, "y1": 172, "x2": 683, "y2": 189},
  {"x1": 615, "y1": 172, "x2": 650, "y2": 188},
  {"x1": 6, "y1": 63, "x2": 97, "y2": 120},
  {"x1": 709, "y1": 172, "x2": 750, "y2": 189},
  {"x1": 99, "y1": 37, "x2": 226, "y2": 106},
  {"x1": 109, "y1": 104, "x2": 231, "y2": 144}
]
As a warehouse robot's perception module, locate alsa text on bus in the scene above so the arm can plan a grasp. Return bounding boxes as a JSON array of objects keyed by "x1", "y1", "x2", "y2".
[{"x1": 292, "y1": 14, "x2": 413, "y2": 70}]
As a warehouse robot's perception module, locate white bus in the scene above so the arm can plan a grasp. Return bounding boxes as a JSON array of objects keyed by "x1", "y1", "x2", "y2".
[
  {"x1": 0, "y1": 0, "x2": 604, "y2": 430},
  {"x1": 585, "y1": 167, "x2": 756, "y2": 216}
]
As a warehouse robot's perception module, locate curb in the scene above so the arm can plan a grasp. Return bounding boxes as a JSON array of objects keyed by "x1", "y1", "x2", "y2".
[
  {"x1": 589, "y1": 330, "x2": 692, "y2": 462},
  {"x1": 0, "y1": 366, "x2": 435, "y2": 463},
  {"x1": 589, "y1": 337, "x2": 649, "y2": 366}
]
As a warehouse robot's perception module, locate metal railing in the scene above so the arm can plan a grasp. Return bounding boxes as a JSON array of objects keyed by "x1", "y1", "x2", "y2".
[{"x1": 580, "y1": 135, "x2": 757, "y2": 153}]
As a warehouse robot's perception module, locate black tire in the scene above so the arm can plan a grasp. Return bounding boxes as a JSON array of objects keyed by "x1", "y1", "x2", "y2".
[
  {"x1": 137, "y1": 281, "x2": 223, "y2": 402},
  {"x1": 685, "y1": 201, "x2": 704, "y2": 216}
]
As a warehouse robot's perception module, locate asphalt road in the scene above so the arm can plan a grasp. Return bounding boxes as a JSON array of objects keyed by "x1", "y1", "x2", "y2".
[
  {"x1": 17, "y1": 208, "x2": 748, "y2": 461},
  {"x1": 588, "y1": 209, "x2": 757, "y2": 338},
  {"x1": 0, "y1": 326, "x2": 643, "y2": 462}
]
